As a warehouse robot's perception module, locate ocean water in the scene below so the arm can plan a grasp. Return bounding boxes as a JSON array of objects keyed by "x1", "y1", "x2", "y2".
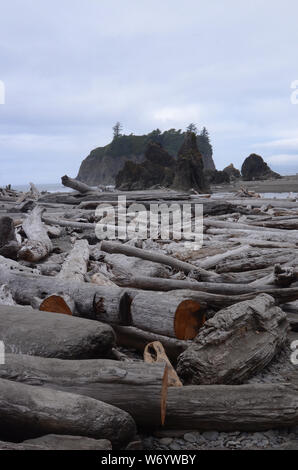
[{"x1": 12, "y1": 183, "x2": 73, "y2": 193}]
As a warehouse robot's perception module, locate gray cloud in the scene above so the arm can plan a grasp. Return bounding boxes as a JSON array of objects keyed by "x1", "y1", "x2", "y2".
[{"x1": 0, "y1": 0, "x2": 298, "y2": 184}]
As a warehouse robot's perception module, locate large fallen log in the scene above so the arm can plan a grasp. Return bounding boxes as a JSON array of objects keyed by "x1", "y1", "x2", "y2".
[
  {"x1": 61, "y1": 175, "x2": 94, "y2": 193},
  {"x1": 177, "y1": 294, "x2": 288, "y2": 385},
  {"x1": 42, "y1": 216, "x2": 96, "y2": 230},
  {"x1": 0, "y1": 269, "x2": 208, "y2": 337},
  {"x1": 0, "y1": 378, "x2": 136, "y2": 447},
  {"x1": 57, "y1": 239, "x2": 89, "y2": 282},
  {"x1": 129, "y1": 290, "x2": 206, "y2": 339},
  {"x1": 165, "y1": 383, "x2": 298, "y2": 431},
  {"x1": 112, "y1": 273, "x2": 272, "y2": 295},
  {"x1": 0, "y1": 435, "x2": 112, "y2": 450},
  {"x1": 104, "y1": 252, "x2": 171, "y2": 279},
  {"x1": 0, "y1": 304, "x2": 115, "y2": 358},
  {"x1": 0, "y1": 354, "x2": 168, "y2": 428},
  {"x1": 0, "y1": 269, "x2": 128, "y2": 321},
  {"x1": 101, "y1": 240, "x2": 219, "y2": 278},
  {"x1": 18, "y1": 206, "x2": 53, "y2": 261}
]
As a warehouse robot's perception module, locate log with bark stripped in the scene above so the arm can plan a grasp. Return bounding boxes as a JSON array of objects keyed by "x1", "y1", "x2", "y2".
[
  {"x1": 61, "y1": 175, "x2": 94, "y2": 193},
  {"x1": 0, "y1": 304, "x2": 115, "y2": 358},
  {"x1": 18, "y1": 206, "x2": 53, "y2": 261},
  {"x1": 0, "y1": 354, "x2": 168, "y2": 428},
  {"x1": 165, "y1": 383, "x2": 298, "y2": 431},
  {"x1": 0, "y1": 378, "x2": 136, "y2": 447}
]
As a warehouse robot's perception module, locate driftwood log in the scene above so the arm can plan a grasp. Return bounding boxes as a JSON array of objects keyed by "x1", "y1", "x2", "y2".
[
  {"x1": 0, "y1": 269, "x2": 127, "y2": 320},
  {"x1": 0, "y1": 269, "x2": 208, "y2": 339},
  {"x1": 18, "y1": 206, "x2": 53, "y2": 261},
  {"x1": 57, "y1": 239, "x2": 89, "y2": 282},
  {"x1": 165, "y1": 383, "x2": 298, "y2": 431},
  {"x1": 0, "y1": 354, "x2": 168, "y2": 428},
  {"x1": 61, "y1": 175, "x2": 94, "y2": 193},
  {"x1": 0, "y1": 435, "x2": 112, "y2": 450},
  {"x1": 129, "y1": 290, "x2": 206, "y2": 339},
  {"x1": 0, "y1": 305, "x2": 115, "y2": 358},
  {"x1": 0, "y1": 216, "x2": 19, "y2": 259},
  {"x1": 177, "y1": 294, "x2": 288, "y2": 384},
  {"x1": 0, "y1": 378, "x2": 136, "y2": 447},
  {"x1": 101, "y1": 240, "x2": 216, "y2": 277}
]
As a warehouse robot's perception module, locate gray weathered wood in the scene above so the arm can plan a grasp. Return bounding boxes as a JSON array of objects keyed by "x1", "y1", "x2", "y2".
[
  {"x1": 0, "y1": 304, "x2": 115, "y2": 358},
  {"x1": 0, "y1": 378, "x2": 136, "y2": 447},
  {"x1": 165, "y1": 383, "x2": 298, "y2": 431},
  {"x1": 18, "y1": 206, "x2": 53, "y2": 261},
  {"x1": 177, "y1": 294, "x2": 288, "y2": 384},
  {"x1": 0, "y1": 354, "x2": 168, "y2": 428},
  {"x1": 61, "y1": 175, "x2": 94, "y2": 193}
]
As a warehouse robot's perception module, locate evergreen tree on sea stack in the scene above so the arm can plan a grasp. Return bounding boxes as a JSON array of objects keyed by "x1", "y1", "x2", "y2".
[
  {"x1": 186, "y1": 123, "x2": 198, "y2": 134},
  {"x1": 112, "y1": 122, "x2": 123, "y2": 139}
]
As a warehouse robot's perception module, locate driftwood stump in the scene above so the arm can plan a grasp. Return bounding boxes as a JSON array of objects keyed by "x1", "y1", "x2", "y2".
[{"x1": 177, "y1": 294, "x2": 288, "y2": 384}]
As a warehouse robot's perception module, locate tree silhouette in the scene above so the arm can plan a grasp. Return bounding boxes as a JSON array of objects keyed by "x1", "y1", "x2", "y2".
[
  {"x1": 113, "y1": 122, "x2": 123, "y2": 139},
  {"x1": 186, "y1": 123, "x2": 198, "y2": 134}
]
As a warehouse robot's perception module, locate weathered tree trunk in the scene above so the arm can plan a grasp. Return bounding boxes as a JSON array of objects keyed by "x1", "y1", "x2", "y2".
[
  {"x1": 61, "y1": 175, "x2": 94, "y2": 193},
  {"x1": 0, "y1": 436, "x2": 112, "y2": 450},
  {"x1": 104, "y1": 252, "x2": 171, "y2": 279},
  {"x1": 112, "y1": 273, "x2": 272, "y2": 295},
  {"x1": 0, "y1": 255, "x2": 39, "y2": 274},
  {"x1": 1, "y1": 354, "x2": 168, "y2": 428},
  {"x1": 196, "y1": 244, "x2": 251, "y2": 270},
  {"x1": 57, "y1": 239, "x2": 89, "y2": 282},
  {"x1": 0, "y1": 304, "x2": 115, "y2": 358},
  {"x1": 177, "y1": 294, "x2": 288, "y2": 385},
  {"x1": 0, "y1": 378, "x2": 136, "y2": 447},
  {"x1": 0, "y1": 216, "x2": 19, "y2": 259},
  {"x1": 165, "y1": 383, "x2": 298, "y2": 431},
  {"x1": 113, "y1": 325, "x2": 190, "y2": 363},
  {"x1": 129, "y1": 291, "x2": 206, "y2": 339},
  {"x1": 42, "y1": 215, "x2": 96, "y2": 230},
  {"x1": 101, "y1": 240, "x2": 216, "y2": 277},
  {"x1": 0, "y1": 269, "x2": 128, "y2": 320},
  {"x1": 18, "y1": 206, "x2": 53, "y2": 261}
]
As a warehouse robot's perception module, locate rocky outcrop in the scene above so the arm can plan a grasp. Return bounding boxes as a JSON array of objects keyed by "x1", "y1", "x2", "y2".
[
  {"x1": 204, "y1": 169, "x2": 230, "y2": 185},
  {"x1": 241, "y1": 154, "x2": 281, "y2": 181},
  {"x1": 116, "y1": 143, "x2": 175, "y2": 190},
  {"x1": 77, "y1": 129, "x2": 216, "y2": 185},
  {"x1": 223, "y1": 163, "x2": 241, "y2": 180},
  {"x1": 116, "y1": 133, "x2": 208, "y2": 193},
  {"x1": 172, "y1": 132, "x2": 209, "y2": 192}
]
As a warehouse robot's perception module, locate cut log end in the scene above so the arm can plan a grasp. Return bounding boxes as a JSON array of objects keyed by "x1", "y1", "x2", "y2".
[
  {"x1": 39, "y1": 295, "x2": 73, "y2": 316},
  {"x1": 174, "y1": 299, "x2": 205, "y2": 340}
]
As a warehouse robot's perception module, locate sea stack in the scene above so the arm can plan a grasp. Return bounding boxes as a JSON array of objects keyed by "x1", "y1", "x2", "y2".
[{"x1": 172, "y1": 132, "x2": 209, "y2": 193}]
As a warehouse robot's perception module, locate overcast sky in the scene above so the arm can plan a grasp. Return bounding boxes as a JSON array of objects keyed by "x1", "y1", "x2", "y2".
[{"x1": 0, "y1": 0, "x2": 298, "y2": 185}]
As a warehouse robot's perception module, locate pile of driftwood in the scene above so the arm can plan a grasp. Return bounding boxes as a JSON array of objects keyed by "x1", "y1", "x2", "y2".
[{"x1": 1, "y1": 177, "x2": 298, "y2": 449}]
